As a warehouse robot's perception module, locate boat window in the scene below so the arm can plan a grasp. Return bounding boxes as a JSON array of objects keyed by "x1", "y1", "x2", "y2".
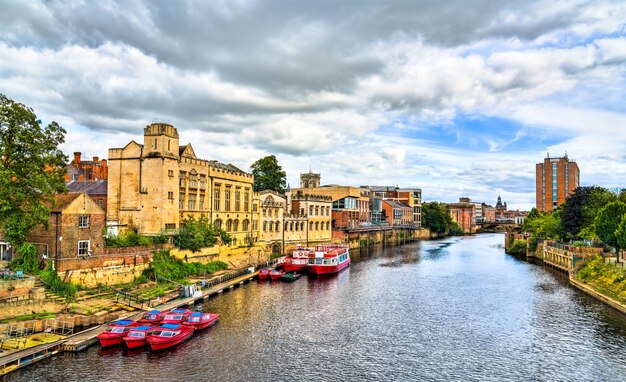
[
  {"x1": 161, "y1": 331, "x2": 178, "y2": 337},
  {"x1": 165, "y1": 315, "x2": 183, "y2": 320},
  {"x1": 110, "y1": 327, "x2": 126, "y2": 333},
  {"x1": 188, "y1": 317, "x2": 201, "y2": 322},
  {"x1": 145, "y1": 315, "x2": 157, "y2": 320},
  {"x1": 128, "y1": 332, "x2": 145, "y2": 338},
  {"x1": 316, "y1": 259, "x2": 323, "y2": 265}
]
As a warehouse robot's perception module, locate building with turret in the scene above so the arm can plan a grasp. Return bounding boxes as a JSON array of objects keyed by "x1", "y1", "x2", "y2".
[{"x1": 107, "y1": 123, "x2": 256, "y2": 246}]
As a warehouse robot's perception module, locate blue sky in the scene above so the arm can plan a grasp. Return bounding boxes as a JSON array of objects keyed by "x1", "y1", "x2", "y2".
[{"x1": 1, "y1": 0, "x2": 626, "y2": 210}]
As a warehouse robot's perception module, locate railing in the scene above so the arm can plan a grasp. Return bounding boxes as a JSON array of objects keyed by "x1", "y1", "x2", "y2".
[{"x1": 97, "y1": 284, "x2": 149, "y2": 310}]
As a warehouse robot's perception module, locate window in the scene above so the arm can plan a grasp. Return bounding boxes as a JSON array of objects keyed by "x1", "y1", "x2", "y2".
[
  {"x1": 315, "y1": 206, "x2": 319, "y2": 216},
  {"x1": 309, "y1": 222, "x2": 313, "y2": 230},
  {"x1": 225, "y1": 189, "x2": 231, "y2": 211},
  {"x1": 98, "y1": 199, "x2": 103, "y2": 208},
  {"x1": 154, "y1": 138, "x2": 157, "y2": 149},
  {"x1": 168, "y1": 170, "x2": 174, "y2": 177},
  {"x1": 199, "y1": 175, "x2": 206, "y2": 189},
  {"x1": 226, "y1": 219, "x2": 232, "y2": 232},
  {"x1": 275, "y1": 221, "x2": 280, "y2": 231},
  {"x1": 165, "y1": 223, "x2": 176, "y2": 230},
  {"x1": 78, "y1": 240, "x2": 90, "y2": 256},
  {"x1": 309, "y1": 206, "x2": 313, "y2": 215},
  {"x1": 315, "y1": 222, "x2": 319, "y2": 230},
  {"x1": 189, "y1": 174, "x2": 197, "y2": 188},
  {"x1": 78, "y1": 215, "x2": 90, "y2": 228},
  {"x1": 300, "y1": 222, "x2": 304, "y2": 231},
  {"x1": 242, "y1": 219, "x2": 249, "y2": 231},
  {"x1": 252, "y1": 220, "x2": 258, "y2": 231},
  {"x1": 179, "y1": 171, "x2": 186, "y2": 187},
  {"x1": 235, "y1": 190, "x2": 241, "y2": 211},
  {"x1": 233, "y1": 219, "x2": 239, "y2": 232},
  {"x1": 168, "y1": 191, "x2": 174, "y2": 200},
  {"x1": 263, "y1": 221, "x2": 267, "y2": 232},
  {"x1": 244, "y1": 190, "x2": 250, "y2": 211},
  {"x1": 188, "y1": 193, "x2": 196, "y2": 210},
  {"x1": 214, "y1": 187, "x2": 221, "y2": 210},
  {"x1": 214, "y1": 219, "x2": 222, "y2": 229},
  {"x1": 326, "y1": 221, "x2": 330, "y2": 230},
  {"x1": 199, "y1": 194, "x2": 205, "y2": 210},
  {"x1": 179, "y1": 193, "x2": 185, "y2": 209},
  {"x1": 289, "y1": 222, "x2": 294, "y2": 231}
]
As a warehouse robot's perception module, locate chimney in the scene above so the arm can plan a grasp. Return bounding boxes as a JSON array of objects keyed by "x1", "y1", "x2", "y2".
[
  {"x1": 73, "y1": 152, "x2": 81, "y2": 164},
  {"x1": 93, "y1": 156, "x2": 99, "y2": 162}
]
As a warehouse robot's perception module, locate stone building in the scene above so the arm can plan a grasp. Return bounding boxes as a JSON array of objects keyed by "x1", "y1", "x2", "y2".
[
  {"x1": 287, "y1": 190, "x2": 332, "y2": 244},
  {"x1": 28, "y1": 192, "x2": 105, "y2": 271},
  {"x1": 259, "y1": 191, "x2": 285, "y2": 254},
  {"x1": 107, "y1": 123, "x2": 256, "y2": 246},
  {"x1": 66, "y1": 179, "x2": 108, "y2": 217}
]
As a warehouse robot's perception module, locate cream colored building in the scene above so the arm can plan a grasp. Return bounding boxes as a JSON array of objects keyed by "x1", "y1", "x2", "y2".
[
  {"x1": 286, "y1": 190, "x2": 332, "y2": 244},
  {"x1": 107, "y1": 123, "x2": 256, "y2": 246}
]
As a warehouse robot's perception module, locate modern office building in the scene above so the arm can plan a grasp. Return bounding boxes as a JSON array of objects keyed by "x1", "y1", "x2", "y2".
[{"x1": 535, "y1": 154, "x2": 579, "y2": 212}]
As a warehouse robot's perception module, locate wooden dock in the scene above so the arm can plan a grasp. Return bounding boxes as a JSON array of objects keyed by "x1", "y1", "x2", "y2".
[{"x1": 0, "y1": 270, "x2": 257, "y2": 376}]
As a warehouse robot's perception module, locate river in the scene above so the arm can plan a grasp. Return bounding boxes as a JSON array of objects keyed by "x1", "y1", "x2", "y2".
[{"x1": 7, "y1": 234, "x2": 626, "y2": 381}]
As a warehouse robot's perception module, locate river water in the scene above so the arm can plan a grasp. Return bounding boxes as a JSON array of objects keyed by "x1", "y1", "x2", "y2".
[{"x1": 7, "y1": 234, "x2": 626, "y2": 381}]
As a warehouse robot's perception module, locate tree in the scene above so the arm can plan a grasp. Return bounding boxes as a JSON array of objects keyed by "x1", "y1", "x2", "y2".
[
  {"x1": 0, "y1": 94, "x2": 67, "y2": 245},
  {"x1": 422, "y1": 202, "x2": 454, "y2": 235},
  {"x1": 561, "y1": 186, "x2": 597, "y2": 238},
  {"x1": 250, "y1": 155, "x2": 287, "y2": 193},
  {"x1": 594, "y1": 201, "x2": 626, "y2": 262},
  {"x1": 523, "y1": 210, "x2": 563, "y2": 240},
  {"x1": 616, "y1": 216, "x2": 626, "y2": 257},
  {"x1": 177, "y1": 215, "x2": 231, "y2": 252}
]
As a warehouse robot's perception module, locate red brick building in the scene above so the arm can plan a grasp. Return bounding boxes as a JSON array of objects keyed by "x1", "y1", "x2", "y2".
[
  {"x1": 66, "y1": 180, "x2": 108, "y2": 218},
  {"x1": 448, "y1": 199, "x2": 476, "y2": 233},
  {"x1": 536, "y1": 154, "x2": 579, "y2": 212},
  {"x1": 28, "y1": 192, "x2": 105, "y2": 271},
  {"x1": 65, "y1": 152, "x2": 108, "y2": 182},
  {"x1": 382, "y1": 200, "x2": 412, "y2": 226}
]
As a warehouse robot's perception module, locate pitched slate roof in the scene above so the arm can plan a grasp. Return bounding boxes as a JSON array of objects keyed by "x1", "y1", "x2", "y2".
[{"x1": 66, "y1": 180, "x2": 107, "y2": 195}]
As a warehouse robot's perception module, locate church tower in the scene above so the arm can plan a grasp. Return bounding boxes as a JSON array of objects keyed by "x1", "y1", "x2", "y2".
[{"x1": 300, "y1": 170, "x2": 321, "y2": 188}]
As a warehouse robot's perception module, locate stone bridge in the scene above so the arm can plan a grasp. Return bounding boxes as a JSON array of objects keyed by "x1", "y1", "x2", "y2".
[{"x1": 477, "y1": 222, "x2": 523, "y2": 233}]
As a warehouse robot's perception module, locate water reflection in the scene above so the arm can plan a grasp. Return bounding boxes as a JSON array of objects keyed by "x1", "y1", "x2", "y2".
[{"x1": 7, "y1": 234, "x2": 626, "y2": 382}]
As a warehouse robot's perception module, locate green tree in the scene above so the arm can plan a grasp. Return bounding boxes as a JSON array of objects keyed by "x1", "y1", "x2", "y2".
[
  {"x1": 422, "y1": 202, "x2": 454, "y2": 235},
  {"x1": 10, "y1": 243, "x2": 40, "y2": 274},
  {"x1": 523, "y1": 210, "x2": 563, "y2": 240},
  {"x1": 616, "y1": 216, "x2": 626, "y2": 256},
  {"x1": 561, "y1": 186, "x2": 597, "y2": 238},
  {"x1": 0, "y1": 94, "x2": 67, "y2": 245},
  {"x1": 594, "y1": 201, "x2": 626, "y2": 262},
  {"x1": 177, "y1": 215, "x2": 232, "y2": 252},
  {"x1": 250, "y1": 155, "x2": 287, "y2": 193}
]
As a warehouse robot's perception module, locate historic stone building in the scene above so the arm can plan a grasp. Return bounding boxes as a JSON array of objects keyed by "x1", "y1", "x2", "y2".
[
  {"x1": 286, "y1": 190, "x2": 332, "y2": 244},
  {"x1": 258, "y1": 191, "x2": 286, "y2": 254},
  {"x1": 107, "y1": 123, "x2": 256, "y2": 246}
]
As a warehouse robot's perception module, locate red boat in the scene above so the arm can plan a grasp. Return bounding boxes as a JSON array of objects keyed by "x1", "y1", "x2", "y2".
[
  {"x1": 307, "y1": 244, "x2": 350, "y2": 275},
  {"x1": 97, "y1": 320, "x2": 139, "y2": 347},
  {"x1": 280, "y1": 246, "x2": 312, "y2": 272},
  {"x1": 269, "y1": 269, "x2": 284, "y2": 280},
  {"x1": 123, "y1": 325, "x2": 156, "y2": 349},
  {"x1": 138, "y1": 309, "x2": 170, "y2": 325},
  {"x1": 183, "y1": 312, "x2": 219, "y2": 330},
  {"x1": 258, "y1": 268, "x2": 271, "y2": 281},
  {"x1": 146, "y1": 323, "x2": 195, "y2": 351},
  {"x1": 161, "y1": 308, "x2": 193, "y2": 324}
]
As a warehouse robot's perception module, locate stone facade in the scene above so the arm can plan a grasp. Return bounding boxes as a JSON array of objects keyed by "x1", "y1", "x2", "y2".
[
  {"x1": 107, "y1": 123, "x2": 257, "y2": 247},
  {"x1": 287, "y1": 190, "x2": 332, "y2": 244},
  {"x1": 259, "y1": 191, "x2": 286, "y2": 254}
]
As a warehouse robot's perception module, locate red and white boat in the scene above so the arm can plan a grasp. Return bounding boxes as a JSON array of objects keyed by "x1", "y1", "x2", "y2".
[
  {"x1": 269, "y1": 269, "x2": 284, "y2": 281},
  {"x1": 183, "y1": 312, "x2": 219, "y2": 330},
  {"x1": 280, "y1": 246, "x2": 313, "y2": 272},
  {"x1": 161, "y1": 308, "x2": 193, "y2": 324},
  {"x1": 123, "y1": 325, "x2": 156, "y2": 349},
  {"x1": 146, "y1": 323, "x2": 195, "y2": 351},
  {"x1": 307, "y1": 244, "x2": 350, "y2": 275},
  {"x1": 258, "y1": 268, "x2": 271, "y2": 281},
  {"x1": 97, "y1": 319, "x2": 139, "y2": 347},
  {"x1": 138, "y1": 309, "x2": 170, "y2": 325}
]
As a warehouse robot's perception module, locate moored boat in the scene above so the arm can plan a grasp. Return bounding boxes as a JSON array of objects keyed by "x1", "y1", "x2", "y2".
[
  {"x1": 97, "y1": 320, "x2": 139, "y2": 347},
  {"x1": 307, "y1": 244, "x2": 350, "y2": 275},
  {"x1": 138, "y1": 309, "x2": 170, "y2": 325},
  {"x1": 258, "y1": 268, "x2": 271, "y2": 281},
  {"x1": 146, "y1": 323, "x2": 195, "y2": 351},
  {"x1": 161, "y1": 308, "x2": 193, "y2": 324},
  {"x1": 123, "y1": 325, "x2": 156, "y2": 349},
  {"x1": 269, "y1": 269, "x2": 284, "y2": 280},
  {"x1": 280, "y1": 272, "x2": 301, "y2": 282},
  {"x1": 280, "y1": 246, "x2": 312, "y2": 272},
  {"x1": 183, "y1": 312, "x2": 219, "y2": 330}
]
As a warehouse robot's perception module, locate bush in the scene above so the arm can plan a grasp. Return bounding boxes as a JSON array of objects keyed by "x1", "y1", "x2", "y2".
[
  {"x1": 143, "y1": 249, "x2": 229, "y2": 282},
  {"x1": 105, "y1": 230, "x2": 163, "y2": 247},
  {"x1": 10, "y1": 243, "x2": 40, "y2": 274},
  {"x1": 507, "y1": 240, "x2": 527, "y2": 256},
  {"x1": 40, "y1": 268, "x2": 78, "y2": 300}
]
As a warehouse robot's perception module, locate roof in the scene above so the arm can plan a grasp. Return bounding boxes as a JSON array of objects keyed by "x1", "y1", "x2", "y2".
[
  {"x1": 383, "y1": 200, "x2": 410, "y2": 209},
  {"x1": 50, "y1": 193, "x2": 82, "y2": 212},
  {"x1": 66, "y1": 180, "x2": 107, "y2": 195}
]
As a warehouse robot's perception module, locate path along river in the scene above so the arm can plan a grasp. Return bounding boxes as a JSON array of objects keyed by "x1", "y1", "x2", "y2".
[{"x1": 7, "y1": 234, "x2": 626, "y2": 382}]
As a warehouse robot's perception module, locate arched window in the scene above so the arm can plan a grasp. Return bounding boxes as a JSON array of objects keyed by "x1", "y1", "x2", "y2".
[
  {"x1": 315, "y1": 221, "x2": 319, "y2": 230},
  {"x1": 214, "y1": 219, "x2": 223, "y2": 229},
  {"x1": 290, "y1": 222, "x2": 294, "y2": 231},
  {"x1": 326, "y1": 221, "x2": 330, "y2": 230},
  {"x1": 263, "y1": 221, "x2": 267, "y2": 232},
  {"x1": 269, "y1": 221, "x2": 274, "y2": 232},
  {"x1": 309, "y1": 221, "x2": 313, "y2": 230},
  {"x1": 242, "y1": 219, "x2": 249, "y2": 231},
  {"x1": 233, "y1": 219, "x2": 239, "y2": 232},
  {"x1": 300, "y1": 222, "x2": 305, "y2": 231},
  {"x1": 275, "y1": 221, "x2": 280, "y2": 231},
  {"x1": 226, "y1": 219, "x2": 233, "y2": 232}
]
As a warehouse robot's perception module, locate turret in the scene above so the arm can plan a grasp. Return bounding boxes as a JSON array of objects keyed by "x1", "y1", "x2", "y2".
[{"x1": 143, "y1": 123, "x2": 180, "y2": 159}]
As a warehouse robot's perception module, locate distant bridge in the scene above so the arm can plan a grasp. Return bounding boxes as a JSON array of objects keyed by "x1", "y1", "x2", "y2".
[{"x1": 476, "y1": 221, "x2": 522, "y2": 233}]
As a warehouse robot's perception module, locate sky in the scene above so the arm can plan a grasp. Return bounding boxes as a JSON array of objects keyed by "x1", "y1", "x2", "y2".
[{"x1": 1, "y1": 0, "x2": 626, "y2": 210}]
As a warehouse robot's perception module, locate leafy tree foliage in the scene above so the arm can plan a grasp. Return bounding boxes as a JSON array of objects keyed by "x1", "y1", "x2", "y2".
[
  {"x1": 0, "y1": 94, "x2": 67, "y2": 245},
  {"x1": 250, "y1": 155, "x2": 287, "y2": 193},
  {"x1": 422, "y1": 202, "x2": 455, "y2": 235},
  {"x1": 145, "y1": 249, "x2": 228, "y2": 282},
  {"x1": 10, "y1": 243, "x2": 40, "y2": 274},
  {"x1": 594, "y1": 201, "x2": 626, "y2": 259},
  {"x1": 562, "y1": 186, "x2": 598, "y2": 238},
  {"x1": 177, "y1": 215, "x2": 231, "y2": 252},
  {"x1": 523, "y1": 210, "x2": 563, "y2": 240}
]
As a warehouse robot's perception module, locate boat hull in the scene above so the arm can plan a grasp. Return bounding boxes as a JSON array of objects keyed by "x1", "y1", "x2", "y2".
[
  {"x1": 124, "y1": 338, "x2": 148, "y2": 349},
  {"x1": 147, "y1": 327, "x2": 195, "y2": 351},
  {"x1": 281, "y1": 263, "x2": 307, "y2": 272},
  {"x1": 307, "y1": 259, "x2": 350, "y2": 275},
  {"x1": 98, "y1": 335, "x2": 125, "y2": 347},
  {"x1": 269, "y1": 271, "x2": 284, "y2": 280},
  {"x1": 183, "y1": 316, "x2": 219, "y2": 330}
]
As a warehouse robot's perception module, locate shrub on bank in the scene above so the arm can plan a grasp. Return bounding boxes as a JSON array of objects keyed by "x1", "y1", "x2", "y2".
[
  {"x1": 576, "y1": 255, "x2": 626, "y2": 304},
  {"x1": 143, "y1": 249, "x2": 229, "y2": 282},
  {"x1": 507, "y1": 240, "x2": 527, "y2": 256},
  {"x1": 39, "y1": 268, "x2": 80, "y2": 301}
]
